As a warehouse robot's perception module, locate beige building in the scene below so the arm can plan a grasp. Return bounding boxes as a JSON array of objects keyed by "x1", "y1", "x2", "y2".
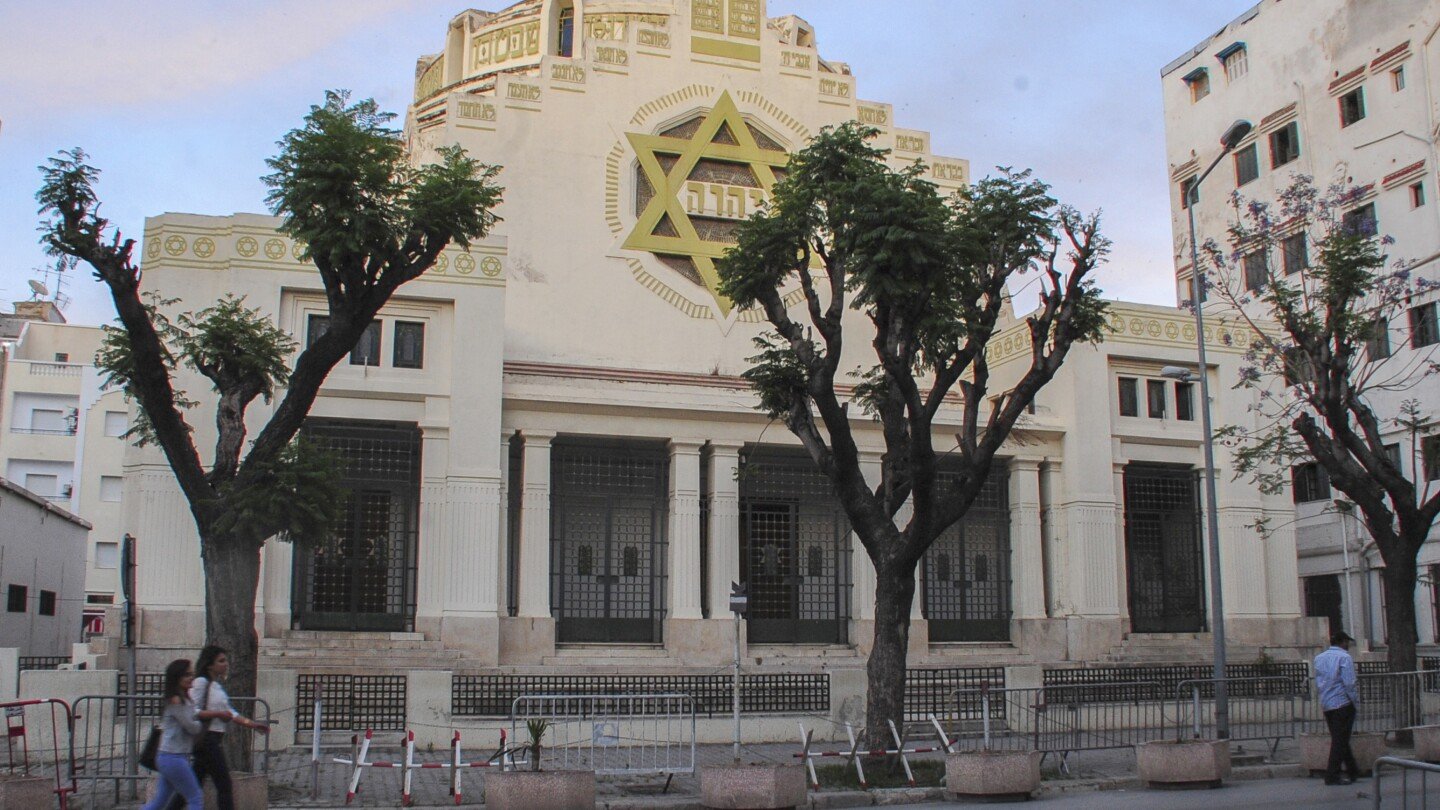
[
  {"x1": 0, "y1": 477, "x2": 90, "y2": 658},
  {"x1": 118, "y1": 1, "x2": 1320, "y2": 716},
  {"x1": 0, "y1": 312, "x2": 129, "y2": 625},
  {"x1": 1162, "y1": 0, "x2": 1440, "y2": 656}
]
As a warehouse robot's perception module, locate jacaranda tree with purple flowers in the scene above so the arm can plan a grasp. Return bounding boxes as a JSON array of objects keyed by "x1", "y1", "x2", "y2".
[{"x1": 1207, "y1": 177, "x2": 1439, "y2": 680}]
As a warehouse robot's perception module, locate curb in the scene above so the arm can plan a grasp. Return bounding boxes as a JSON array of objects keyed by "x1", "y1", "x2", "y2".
[{"x1": 266, "y1": 762, "x2": 1308, "y2": 809}]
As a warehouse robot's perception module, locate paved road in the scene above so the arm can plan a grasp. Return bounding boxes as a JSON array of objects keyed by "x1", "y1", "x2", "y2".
[{"x1": 889, "y1": 776, "x2": 1431, "y2": 809}]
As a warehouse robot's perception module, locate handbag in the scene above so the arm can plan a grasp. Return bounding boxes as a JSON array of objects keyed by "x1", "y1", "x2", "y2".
[{"x1": 139, "y1": 725, "x2": 161, "y2": 771}]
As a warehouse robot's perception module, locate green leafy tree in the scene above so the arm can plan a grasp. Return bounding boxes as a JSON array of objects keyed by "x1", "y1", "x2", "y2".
[
  {"x1": 1208, "y1": 177, "x2": 1439, "y2": 681},
  {"x1": 717, "y1": 124, "x2": 1109, "y2": 743},
  {"x1": 37, "y1": 91, "x2": 503, "y2": 708}
]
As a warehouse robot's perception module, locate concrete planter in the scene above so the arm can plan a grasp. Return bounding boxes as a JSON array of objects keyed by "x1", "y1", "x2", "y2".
[
  {"x1": 0, "y1": 775, "x2": 56, "y2": 806},
  {"x1": 146, "y1": 771, "x2": 268, "y2": 810},
  {"x1": 1300, "y1": 731, "x2": 1388, "y2": 776},
  {"x1": 1412, "y1": 725, "x2": 1440, "y2": 763},
  {"x1": 700, "y1": 764, "x2": 807, "y2": 810},
  {"x1": 945, "y1": 750, "x2": 1042, "y2": 801},
  {"x1": 1137, "y1": 739, "x2": 1231, "y2": 789},
  {"x1": 485, "y1": 770, "x2": 595, "y2": 810}
]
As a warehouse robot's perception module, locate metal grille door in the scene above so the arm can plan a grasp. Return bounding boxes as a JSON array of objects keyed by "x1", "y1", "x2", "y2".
[
  {"x1": 1123, "y1": 465, "x2": 1205, "y2": 633},
  {"x1": 293, "y1": 421, "x2": 420, "y2": 632},
  {"x1": 739, "y1": 452, "x2": 851, "y2": 644},
  {"x1": 551, "y1": 442, "x2": 667, "y2": 643},
  {"x1": 923, "y1": 466, "x2": 1012, "y2": 641}
]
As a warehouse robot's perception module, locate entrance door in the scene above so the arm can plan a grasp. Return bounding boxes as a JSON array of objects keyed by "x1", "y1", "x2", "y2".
[
  {"x1": 551, "y1": 442, "x2": 667, "y2": 644},
  {"x1": 293, "y1": 421, "x2": 420, "y2": 632},
  {"x1": 1303, "y1": 574, "x2": 1344, "y2": 636},
  {"x1": 923, "y1": 465, "x2": 1012, "y2": 642},
  {"x1": 739, "y1": 453, "x2": 850, "y2": 644},
  {"x1": 1123, "y1": 464, "x2": 1205, "y2": 633}
]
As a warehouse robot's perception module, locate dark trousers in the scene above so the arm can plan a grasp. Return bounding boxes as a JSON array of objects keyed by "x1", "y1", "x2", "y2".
[
  {"x1": 165, "y1": 732, "x2": 233, "y2": 810},
  {"x1": 1324, "y1": 703, "x2": 1360, "y2": 781}
]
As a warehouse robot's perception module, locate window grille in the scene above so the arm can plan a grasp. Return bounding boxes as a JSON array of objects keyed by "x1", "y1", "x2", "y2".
[
  {"x1": 1043, "y1": 663, "x2": 1307, "y2": 702},
  {"x1": 292, "y1": 421, "x2": 420, "y2": 632},
  {"x1": 1269, "y1": 122, "x2": 1300, "y2": 168},
  {"x1": 297, "y1": 674, "x2": 407, "y2": 731},
  {"x1": 551, "y1": 441, "x2": 668, "y2": 644},
  {"x1": 739, "y1": 450, "x2": 851, "y2": 644},
  {"x1": 923, "y1": 466, "x2": 1011, "y2": 642},
  {"x1": 1123, "y1": 465, "x2": 1205, "y2": 633},
  {"x1": 1340, "y1": 87, "x2": 1366, "y2": 127},
  {"x1": 1281, "y1": 233, "x2": 1308, "y2": 275},
  {"x1": 451, "y1": 673, "x2": 828, "y2": 717}
]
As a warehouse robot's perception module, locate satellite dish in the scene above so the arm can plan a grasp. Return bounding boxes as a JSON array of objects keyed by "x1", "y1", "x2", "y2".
[{"x1": 28, "y1": 280, "x2": 48, "y2": 297}]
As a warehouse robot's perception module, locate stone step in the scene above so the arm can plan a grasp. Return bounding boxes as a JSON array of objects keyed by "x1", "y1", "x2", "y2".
[
  {"x1": 280, "y1": 630, "x2": 426, "y2": 642},
  {"x1": 261, "y1": 638, "x2": 442, "y2": 651}
]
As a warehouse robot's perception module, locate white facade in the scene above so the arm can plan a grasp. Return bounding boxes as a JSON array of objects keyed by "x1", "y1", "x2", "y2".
[
  {"x1": 1162, "y1": 0, "x2": 1440, "y2": 654},
  {"x1": 120, "y1": 0, "x2": 1321, "y2": 676},
  {"x1": 0, "y1": 477, "x2": 90, "y2": 656},
  {"x1": 0, "y1": 320, "x2": 129, "y2": 616}
]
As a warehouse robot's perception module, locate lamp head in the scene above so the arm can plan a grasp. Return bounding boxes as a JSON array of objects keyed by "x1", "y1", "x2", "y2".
[
  {"x1": 1160, "y1": 366, "x2": 1196, "y2": 381},
  {"x1": 1220, "y1": 120, "x2": 1253, "y2": 151}
]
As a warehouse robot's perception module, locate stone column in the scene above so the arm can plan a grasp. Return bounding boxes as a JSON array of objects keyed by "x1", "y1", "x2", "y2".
[
  {"x1": 852, "y1": 453, "x2": 882, "y2": 626},
  {"x1": 667, "y1": 440, "x2": 705, "y2": 621},
  {"x1": 518, "y1": 431, "x2": 555, "y2": 619},
  {"x1": 706, "y1": 444, "x2": 742, "y2": 620},
  {"x1": 1110, "y1": 461, "x2": 1129, "y2": 622},
  {"x1": 1009, "y1": 458, "x2": 1045, "y2": 620}
]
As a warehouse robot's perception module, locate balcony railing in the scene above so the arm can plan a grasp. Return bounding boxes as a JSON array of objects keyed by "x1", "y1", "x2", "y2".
[
  {"x1": 26, "y1": 362, "x2": 82, "y2": 377},
  {"x1": 10, "y1": 427, "x2": 77, "y2": 436}
]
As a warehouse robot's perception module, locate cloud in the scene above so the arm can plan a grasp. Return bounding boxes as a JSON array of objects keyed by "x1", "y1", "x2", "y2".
[{"x1": 0, "y1": 0, "x2": 444, "y2": 114}]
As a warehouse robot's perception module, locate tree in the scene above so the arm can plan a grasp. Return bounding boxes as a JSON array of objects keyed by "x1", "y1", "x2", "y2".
[
  {"x1": 37, "y1": 91, "x2": 503, "y2": 708},
  {"x1": 1207, "y1": 177, "x2": 1440, "y2": 680},
  {"x1": 717, "y1": 124, "x2": 1109, "y2": 743}
]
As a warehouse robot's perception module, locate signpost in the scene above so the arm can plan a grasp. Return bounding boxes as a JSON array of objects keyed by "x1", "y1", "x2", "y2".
[{"x1": 729, "y1": 582, "x2": 748, "y2": 763}]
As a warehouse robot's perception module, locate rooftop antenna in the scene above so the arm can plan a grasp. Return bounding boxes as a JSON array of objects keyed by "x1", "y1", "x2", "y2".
[{"x1": 35, "y1": 264, "x2": 71, "y2": 311}]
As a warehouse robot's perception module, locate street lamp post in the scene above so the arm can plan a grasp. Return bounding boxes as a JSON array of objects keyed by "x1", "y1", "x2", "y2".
[{"x1": 1169, "y1": 118, "x2": 1252, "y2": 741}]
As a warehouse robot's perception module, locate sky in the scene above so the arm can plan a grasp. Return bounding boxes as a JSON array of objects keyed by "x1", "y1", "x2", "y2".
[{"x1": 0, "y1": 0, "x2": 1257, "y2": 327}]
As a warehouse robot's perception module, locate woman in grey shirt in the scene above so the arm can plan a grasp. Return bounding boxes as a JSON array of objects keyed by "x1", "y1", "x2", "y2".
[{"x1": 142, "y1": 659, "x2": 230, "y2": 810}]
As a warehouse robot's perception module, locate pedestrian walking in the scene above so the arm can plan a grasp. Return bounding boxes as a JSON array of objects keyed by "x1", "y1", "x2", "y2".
[
  {"x1": 143, "y1": 659, "x2": 229, "y2": 810},
  {"x1": 166, "y1": 645, "x2": 270, "y2": 810},
  {"x1": 1314, "y1": 630, "x2": 1361, "y2": 785}
]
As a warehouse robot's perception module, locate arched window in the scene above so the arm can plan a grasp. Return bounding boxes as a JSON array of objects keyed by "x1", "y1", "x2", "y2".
[{"x1": 557, "y1": 3, "x2": 575, "y2": 57}]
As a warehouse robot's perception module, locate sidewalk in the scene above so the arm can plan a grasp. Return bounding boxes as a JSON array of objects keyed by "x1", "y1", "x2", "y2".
[{"x1": 222, "y1": 737, "x2": 1312, "y2": 807}]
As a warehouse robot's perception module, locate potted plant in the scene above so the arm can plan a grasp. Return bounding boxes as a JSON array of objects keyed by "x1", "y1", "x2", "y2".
[
  {"x1": 1137, "y1": 739, "x2": 1231, "y2": 789},
  {"x1": 485, "y1": 719, "x2": 595, "y2": 810},
  {"x1": 1412, "y1": 724, "x2": 1440, "y2": 763},
  {"x1": 1299, "y1": 731, "x2": 1389, "y2": 776},
  {"x1": 945, "y1": 748, "x2": 1042, "y2": 801}
]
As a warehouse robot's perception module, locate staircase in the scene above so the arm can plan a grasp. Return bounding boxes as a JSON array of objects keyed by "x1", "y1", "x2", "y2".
[{"x1": 259, "y1": 631, "x2": 464, "y2": 673}]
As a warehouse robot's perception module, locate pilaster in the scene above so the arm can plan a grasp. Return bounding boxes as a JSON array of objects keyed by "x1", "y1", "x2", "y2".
[
  {"x1": 518, "y1": 431, "x2": 555, "y2": 618},
  {"x1": 1009, "y1": 458, "x2": 1045, "y2": 620},
  {"x1": 667, "y1": 439, "x2": 705, "y2": 620},
  {"x1": 705, "y1": 444, "x2": 742, "y2": 620}
]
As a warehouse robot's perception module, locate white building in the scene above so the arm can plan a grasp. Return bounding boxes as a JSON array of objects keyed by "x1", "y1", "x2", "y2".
[
  {"x1": 115, "y1": 1, "x2": 1321, "y2": 722},
  {"x1": 0, "y1": 476, "x2": 90, "y2": 657},
  {"x1": 0, "y1": 313, "x2": 131, "y2": 624},
  {"x1": 1161, "y1": 0, "x2": 1440, "y2": 655}
]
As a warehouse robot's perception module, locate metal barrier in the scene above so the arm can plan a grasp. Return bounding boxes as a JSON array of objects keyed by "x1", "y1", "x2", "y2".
[
  {"x1": 795, "y1": 719, "x2": 947, "y2": 789},
  {"x1": 71, "y1": 694, "x2": 272, "y2": 803},
  {"x1": 948, "y1": 681, "x2": 1174, "y2": 772},
  {"x1": 1174, "y1": 676, "x2": 1304, "y2": 752},
  {"x1": 1343, "y1": 670, "x2": 1440, "y2": 735},
  {"x1": 0, "y1": 698, "x2": 77, "y2": 809},
  {"x1": 508, "y1": 694, "x2": 696, "y2": 778},
  {"x1": 1372, "y1": 756, "x2": 1440, "y2": 809}
]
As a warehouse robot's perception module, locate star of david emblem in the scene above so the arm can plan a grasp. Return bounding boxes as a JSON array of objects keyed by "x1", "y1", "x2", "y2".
[{"x1": 623, "y1": 91, "x2": 790, "y2": 315}]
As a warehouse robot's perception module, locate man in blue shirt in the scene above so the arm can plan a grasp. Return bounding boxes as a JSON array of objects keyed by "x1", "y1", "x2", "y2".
[{"x1": 1314, "y1": 631, "x2": 1361, "y2": 785}]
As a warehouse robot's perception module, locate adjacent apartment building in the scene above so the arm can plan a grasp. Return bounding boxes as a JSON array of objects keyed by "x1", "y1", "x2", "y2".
[
  {"x1": 1162, "y1": 0, "x2": 1440, "y2": 654},
  {"x1": 0, "y1": 302, "x2": 129, "y2": 627}
]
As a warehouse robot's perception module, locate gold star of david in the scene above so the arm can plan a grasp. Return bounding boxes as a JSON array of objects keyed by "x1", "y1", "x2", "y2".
[{"x1": 623, "y1": 91, "x2": 790, "y2": 315}]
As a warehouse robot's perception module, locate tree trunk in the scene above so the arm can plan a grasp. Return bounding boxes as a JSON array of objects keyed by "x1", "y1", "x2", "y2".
[
  {"x1": 200, "y1": 531, "x2": 263, "y2": 770},
  {"x1": 866, "y1": 564, "x2": 917, "y2": 751},
  {"x1": 1378, "y1": 555, "x2": 1421, "y2": 741}
]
